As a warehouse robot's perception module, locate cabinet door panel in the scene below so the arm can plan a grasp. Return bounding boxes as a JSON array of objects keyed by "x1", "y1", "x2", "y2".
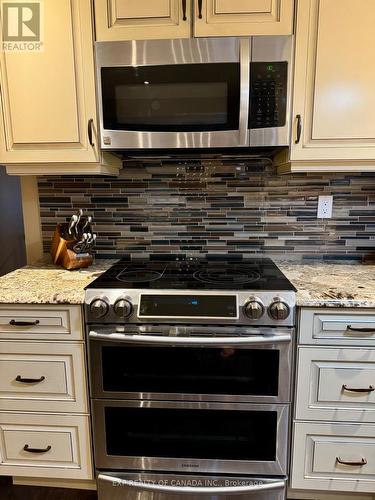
[
  {"x1": 292, "y1": 422, "x2": 375, "y2": 493},
  {"x1": 94, "y1": 0, "x2": 191, "y2": 41},
  {"x1": 195, "y1": 0, "x2": 294, "y2": 36},
  {"x1": 291, "y1": 0, "x2": 375, "y2": 160},
  {"x1": 0, "y1": 0, "x2": 99, "y2": 163}
]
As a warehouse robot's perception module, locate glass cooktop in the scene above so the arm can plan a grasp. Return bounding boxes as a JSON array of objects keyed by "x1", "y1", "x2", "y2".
[{"x1": 86, "y1": 258, "x2": 296, "y2": 291}]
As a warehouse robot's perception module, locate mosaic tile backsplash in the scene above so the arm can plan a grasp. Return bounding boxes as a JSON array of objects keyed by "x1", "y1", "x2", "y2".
[{"x1": 38, "y1": 159, "x2": 375, "y2": 261}]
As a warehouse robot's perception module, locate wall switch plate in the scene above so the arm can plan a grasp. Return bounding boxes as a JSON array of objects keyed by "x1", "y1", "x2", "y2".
[{"x1": 317, "y1": 195, "x2": 333, "y2": 218}]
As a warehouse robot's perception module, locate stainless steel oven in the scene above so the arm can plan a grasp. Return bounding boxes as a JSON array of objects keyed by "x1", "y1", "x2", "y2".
[
  {"x1": 97, "y1": 472, "x2": 287, "y2": 500},
  {"x1": 85, "y1": 259, "x2": 296, "y2": 500},
  {"x1": 95, "y1": 36, "x2": 292, "y2": 150},
  {"x1": 93, "y1": 399, "x2": 289, "y2": 476},
  {"x1": 89, "y1": 325, "x2": 293, "y2": 404}
]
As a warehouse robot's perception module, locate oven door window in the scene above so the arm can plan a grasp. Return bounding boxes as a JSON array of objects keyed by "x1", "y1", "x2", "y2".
[
  {"x1": 105, "y1": 406, "x2": 277, "y2": 461},
  {"x1": 101, "y1": 345, "x2": 279, "y2": 396},
  {"x1": 101, "y1": 63, "x2": 240, "y2": 132}
]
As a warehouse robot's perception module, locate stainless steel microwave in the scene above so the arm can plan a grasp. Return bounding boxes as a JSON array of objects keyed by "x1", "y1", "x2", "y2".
[{"x1": 95, "y1": 36, "x2": 293, "y2": 151}]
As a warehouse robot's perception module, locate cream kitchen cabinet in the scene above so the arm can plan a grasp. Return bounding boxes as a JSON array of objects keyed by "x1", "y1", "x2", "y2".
[
  {"x1": 291, "y1": 307, "x2": 375, "y2": 494},
  {"x1": 0, "y1": 0, "x2": 120, "y2": 175},
  {"x1": 94, "y1": 0, "x2": 191, "y2": 41},
  {"x1": 94, "y1": 0, "x2": 294, "y2": 41},
  {"x1": 0, "y1": 304, "x2": 93, "y2": 481},
  {"x1": 194, "y1": 0, "x2": 294, "y2": 37},
  {"x1": 290, "y1": 0, "x2": 375, "y2": 164}
]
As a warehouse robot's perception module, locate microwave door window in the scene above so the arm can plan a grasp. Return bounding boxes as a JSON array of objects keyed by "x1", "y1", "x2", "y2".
[{"x1": 101, "y1": 63, "x2": 240, "y2": 132}]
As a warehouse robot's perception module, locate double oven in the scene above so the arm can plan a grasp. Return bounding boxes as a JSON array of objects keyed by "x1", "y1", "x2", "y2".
[{"x1": 86, "y1": 285, "x2": 295, "y2": 500}]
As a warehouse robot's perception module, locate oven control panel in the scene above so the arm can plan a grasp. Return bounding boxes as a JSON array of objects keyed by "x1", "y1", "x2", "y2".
[
  {"x1": 85, "y1": 290, "x2": 295, "y2": 327},
  {"x1": 249, "y1": 61, "x2": 287, "y2": 129}
]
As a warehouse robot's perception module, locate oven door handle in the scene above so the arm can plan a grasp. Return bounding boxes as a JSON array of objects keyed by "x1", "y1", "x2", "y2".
[
  {"x1": 89, "y1": 331, "x2": 291, "y2": 345},
  {"x1": 98, "y1": 473, "x2": 286, "y2": 495}
]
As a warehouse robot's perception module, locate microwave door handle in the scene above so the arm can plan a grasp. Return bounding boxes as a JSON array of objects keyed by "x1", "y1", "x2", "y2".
[
  {"x1": 89, "y1": 331, "x2": 291, "y2": 345},
  {"x1": 239, "y1": 38, "x2": 250, "y2": 146},
  {"x1": 98, "y1": 474, "x2": 285, "y2": 495}
]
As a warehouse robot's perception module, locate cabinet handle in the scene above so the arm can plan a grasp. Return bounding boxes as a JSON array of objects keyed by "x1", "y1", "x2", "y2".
[
  {"x1": 342, "y1": 384, "x2": 374, "y2": 393},
  {"x1": 346, "y1": 325, "x2": 375, "y2": 334},
  {"x1": 295, "y1": 114, "x2": 302, "y2": 144},
  {"x1": 9, "y1": 320, "x2": 40, "y2": 327},
  {"x1": 198, "y1": 0, "x2": 203, "y2": 18},
  {"x1": 16, "y1": 375, "x2": 45, "y2": 384},
  {"x1": 23, "y1": 444, "x2": 51, "y2": 454},
  {"x1": 88, "y1": 118, "x2": 94, "y2": 147},
  {"x1": 182, "y1": 0, "x2": 187, "y2": 20},
  {"x1": 336, "y1": 457, "x2": 367, "y2": 467}
]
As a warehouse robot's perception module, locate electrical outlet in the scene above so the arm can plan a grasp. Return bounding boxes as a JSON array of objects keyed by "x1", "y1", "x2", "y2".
[{"x1": 317, "y1": 195, "x2": 333, "y2": 218}]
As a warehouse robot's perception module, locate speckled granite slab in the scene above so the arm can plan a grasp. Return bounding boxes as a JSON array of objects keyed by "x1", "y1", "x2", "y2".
[
  {"x1": 0, "y1": 259, "x2": 374, "y2": 308},
  {"x1": 278, "y1": 262, "x2": 375, "y2": 308},
  {"x1": 0, "y1": 260, "x2": 117, "y2": 304}
]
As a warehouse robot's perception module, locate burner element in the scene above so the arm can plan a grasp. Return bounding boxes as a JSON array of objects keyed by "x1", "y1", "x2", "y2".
[
  {"x1": 193, "y1": 267, "x2": 260, "y2": 286},
  {"x1": 116, "y1": 268, "x2": 164, "y2": 283}
]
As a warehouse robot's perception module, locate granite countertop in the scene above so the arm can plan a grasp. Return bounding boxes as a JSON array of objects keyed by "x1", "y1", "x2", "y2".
[
  {"x1": 278, "y1": 262, "x2": 375, "y2": 308},
  {"x1": 0, "y1": 259, "x2": 374, "y2": 308},
  {"x1": 0, "y1": 260, "x2": 117, "y2": 304}
]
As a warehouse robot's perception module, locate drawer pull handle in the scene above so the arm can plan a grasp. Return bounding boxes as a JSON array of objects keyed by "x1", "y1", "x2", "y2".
[
  {"x1": 23, "y1": 444, "x2": 51, "y2": 454},
  {"x1": 16, "y1": 375, "x2": 45, "y2": 384},
  {"x1": 9, "y1": 320, "x2": 40, "y2": 327},
  {"x1": 346, "y1": 325, "x2": 375, "y2": 334},
  {"x1": 342, "y1": 384, "x2": 374, "y2": 393},
  {"x1": 336, "y1": 457, "x2": 367, "y2": 467}
]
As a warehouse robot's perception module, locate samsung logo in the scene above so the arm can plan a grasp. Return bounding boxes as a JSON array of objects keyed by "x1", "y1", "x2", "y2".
[{"x1": 181, "y1": 463, "x2": 200, "y2": 468}]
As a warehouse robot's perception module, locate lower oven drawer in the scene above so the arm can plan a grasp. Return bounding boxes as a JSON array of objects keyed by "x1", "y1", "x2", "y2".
[
  {"x1": 92, "y1": 399, "x2": 289, "y2": 476},
  {"x1": 97, "y1": 472, "x2": 287, "y2": 500}
]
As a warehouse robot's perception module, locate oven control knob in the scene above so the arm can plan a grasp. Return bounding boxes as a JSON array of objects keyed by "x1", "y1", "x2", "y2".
[
  {"x1": 114, "y1": 298, "x2": 133, "y2": 318},
  {"x1": 244, "y1": 300, "x2": 264, "y2": 320},
  {"x1": 269, "y1": 300, "x2": 290, "y2": 320},
  {"x1": 89, "y1": 298, "x2": 109, "y2": 319}
]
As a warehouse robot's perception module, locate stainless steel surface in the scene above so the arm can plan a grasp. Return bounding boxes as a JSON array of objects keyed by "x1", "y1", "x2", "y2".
[
  {"x1": 95, "y1": 38, "x2": 246, "y2": 150},
  {"x1": 95, "y1": 36, "x2": 292, "y2": 150},
  {"x1": 85, "y1": 289, "x2": 296, "y2": 326},
  {"x1": 89, "y1": 324, "x2": 293, "y2": 403},
  {"x1": 97, "y1": 472, "x2": 286, "y2": 500},
  {"x1": 250, "y1": 36, "x2": 294, "y2": 147},
  {"x1": 92, "y1": 399, "x2": 289, "y2": 476},
  {"x1": 89, "y1": 330, "x2": 291, "y2": 345}
]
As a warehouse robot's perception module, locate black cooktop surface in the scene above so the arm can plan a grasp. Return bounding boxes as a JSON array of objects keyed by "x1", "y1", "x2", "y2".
[{"x1": 86, "y1": 258, "x2": 296, "y2": 291}]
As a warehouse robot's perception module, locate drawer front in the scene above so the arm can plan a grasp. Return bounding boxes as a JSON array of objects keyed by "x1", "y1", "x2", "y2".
[
  {"x1": 0, "y1": 342, "x2": 88, "y2": 412},
  {"x1": 292, "y1": 422, "x2": 375, "y2": 493},
  {"x1": 0, "y1": 305, "x2": 83, "y2": 340},
  {"x1": 0, "y1": 413, "x2": 92, "y2": 479},
  {"x1": 296, "y1": 347, "x2": 375, "y2": 422},
  {"x1": 299, "y1": 308, "x2": 375, "y2": 346}
]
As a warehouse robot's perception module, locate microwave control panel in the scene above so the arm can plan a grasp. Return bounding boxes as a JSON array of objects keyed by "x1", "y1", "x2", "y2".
[{"x1": 249, "y1": 61, "x2": 288, "y2": 129}]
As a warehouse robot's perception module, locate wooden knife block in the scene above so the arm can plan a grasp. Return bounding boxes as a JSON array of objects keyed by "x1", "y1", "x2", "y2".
[{"x1": 50, "y1": 223, "x2": 93, "y2": 270}]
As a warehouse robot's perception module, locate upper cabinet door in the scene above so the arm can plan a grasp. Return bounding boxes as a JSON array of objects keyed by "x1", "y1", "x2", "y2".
[
  {"x1": 0, "y1": 0, "x2": 99, "y2": 164},
  {"x1": 291, "y1": 0, "x2": 375, "y2": 161},
  {"x1": 194, "y1": 0, "x2": 294, "y2": 36},
  {"x1": 94, "y1": 0, "x2": 191, "y2": 41}
]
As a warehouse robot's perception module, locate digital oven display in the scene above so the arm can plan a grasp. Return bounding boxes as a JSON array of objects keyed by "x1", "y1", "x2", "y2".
[{"x1": 139, "y1": 295, "x2": 237, "y2": 318}]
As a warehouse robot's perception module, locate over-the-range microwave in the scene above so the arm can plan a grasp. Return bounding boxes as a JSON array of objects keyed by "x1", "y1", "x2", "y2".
[{"x1": 95, "y1": 36, "x2": 293, "y2": 151}]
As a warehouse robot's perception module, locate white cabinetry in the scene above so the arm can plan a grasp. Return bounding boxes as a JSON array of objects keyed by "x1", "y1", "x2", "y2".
[
  {"x1": 292, "y1": 308, "x2": 375, "y2": 493},
  {"x1": 0, "y1": 305, "x2": 93, "y2": 480},
  {"x1": 287, "y1": 0, "x2": 375, "y2": 172},
  {"x1": 94, "y1": 0, "x2": 294, "y2": 41}
]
